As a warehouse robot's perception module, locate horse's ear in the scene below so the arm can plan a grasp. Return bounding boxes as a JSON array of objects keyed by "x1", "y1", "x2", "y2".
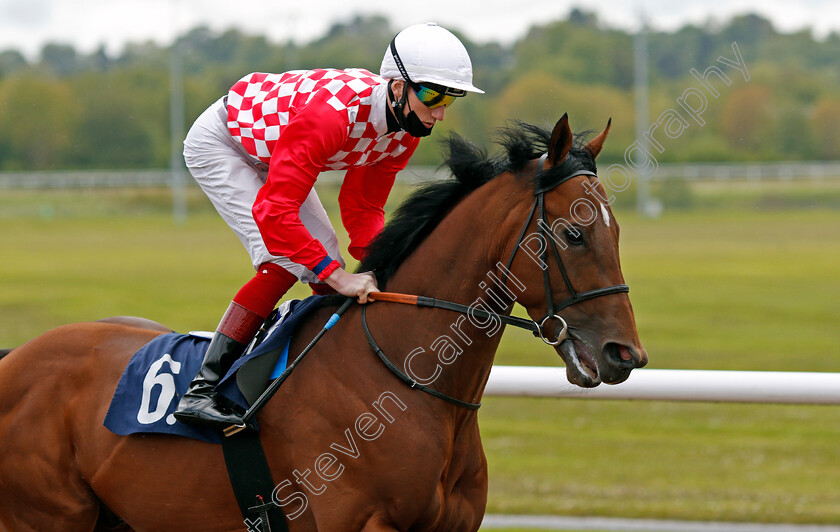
[
  {"x1": 584, "y1": 117, "x2": 612, "y2": 159},
  {"x1": 547, "y1": 113, "x2": 573, "y2": 167}
]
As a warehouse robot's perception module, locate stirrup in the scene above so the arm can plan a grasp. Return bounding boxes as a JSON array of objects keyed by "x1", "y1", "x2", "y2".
[{"x1": 224, "y1": 422, "x2": 250, "y2": 437}]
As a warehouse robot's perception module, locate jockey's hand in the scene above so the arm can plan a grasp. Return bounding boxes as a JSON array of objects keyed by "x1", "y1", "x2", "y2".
[{"x1": 324, "y1": 268, "x2": 379, "y2": 304}]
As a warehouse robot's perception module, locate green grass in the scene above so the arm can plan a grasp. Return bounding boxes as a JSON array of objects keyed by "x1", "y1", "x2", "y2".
[
  {"x1": 1, "y1": 182, "x2": 839, "y2": 524},
  {"x1": 480, "y1": 399, "x2": 840, "y2": 523}
]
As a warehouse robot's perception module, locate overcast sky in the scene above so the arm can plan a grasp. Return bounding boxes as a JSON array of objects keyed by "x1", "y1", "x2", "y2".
[{"x1": 1, "y1": 0, "x2": 839, "y2": 59}]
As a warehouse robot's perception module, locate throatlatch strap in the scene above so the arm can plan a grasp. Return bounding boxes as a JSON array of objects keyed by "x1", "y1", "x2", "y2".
[{"x1": 222, "y1": 431, "x2": 289, "y2": 532}]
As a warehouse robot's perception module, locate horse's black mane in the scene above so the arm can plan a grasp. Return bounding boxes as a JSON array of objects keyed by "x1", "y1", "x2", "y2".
[{"x1": 357, "y1": 121, "x2": 597, "y2": 286}]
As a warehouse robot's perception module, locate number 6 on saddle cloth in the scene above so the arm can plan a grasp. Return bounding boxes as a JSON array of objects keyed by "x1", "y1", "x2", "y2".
[{"x1": 103, "y1": 296, "x2": 331, "y2": 444}]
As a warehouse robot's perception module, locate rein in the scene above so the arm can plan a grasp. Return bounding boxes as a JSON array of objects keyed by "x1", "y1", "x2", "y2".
[
  {"x1": 367, "y1": 292, "x2": 542, "y2": 335},
  {"x1": 360, "y1": 291, "x2": 556, "y2": 411}
]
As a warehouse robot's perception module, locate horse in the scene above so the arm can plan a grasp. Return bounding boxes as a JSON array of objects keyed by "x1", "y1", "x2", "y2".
[{"x1": 0, "y1": 115, "x2": 646, "y2": 531}]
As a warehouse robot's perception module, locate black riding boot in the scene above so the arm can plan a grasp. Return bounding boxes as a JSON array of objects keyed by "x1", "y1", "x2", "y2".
[{"x1": 173, "y1": 331, "x2": 247, "y2": 429}]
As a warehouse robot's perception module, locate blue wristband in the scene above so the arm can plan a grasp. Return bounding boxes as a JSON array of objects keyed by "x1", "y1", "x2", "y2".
[{"x1": 312, "y1": 256, "x2": 335, "y2": 276}]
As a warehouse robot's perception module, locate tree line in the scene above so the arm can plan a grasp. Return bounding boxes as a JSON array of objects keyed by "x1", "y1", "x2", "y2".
[{"x1": 1, "y1": 10, "x2": 839, "y2": 171}]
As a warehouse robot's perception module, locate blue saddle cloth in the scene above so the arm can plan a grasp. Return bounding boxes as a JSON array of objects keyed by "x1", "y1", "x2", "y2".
[{"x1": 103, "y1": 296, "x2": 329, "y2": 444}]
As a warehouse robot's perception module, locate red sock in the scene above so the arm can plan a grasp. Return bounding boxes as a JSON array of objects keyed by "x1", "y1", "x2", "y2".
[
  {"x1": 232, "y1": 262, "x2": 298, "y2": 318},
  {"x1": 219, "y1": 263, "x2": 297, "y2": 342}
]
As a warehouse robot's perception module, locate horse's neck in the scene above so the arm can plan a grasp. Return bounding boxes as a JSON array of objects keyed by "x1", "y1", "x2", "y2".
[{"x1": 381, "y1": 176, "x2": 519, "y2": 409}]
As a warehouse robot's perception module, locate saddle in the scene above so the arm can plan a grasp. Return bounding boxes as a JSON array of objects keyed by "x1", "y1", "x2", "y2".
[{"x1": 103, "y1": 295, "x2": 330, "y2": 443}]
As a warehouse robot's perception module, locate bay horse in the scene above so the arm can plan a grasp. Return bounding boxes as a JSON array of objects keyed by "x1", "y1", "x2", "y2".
[{"x1": 0, "y1": 115, "x2": 646, "y2": 531}]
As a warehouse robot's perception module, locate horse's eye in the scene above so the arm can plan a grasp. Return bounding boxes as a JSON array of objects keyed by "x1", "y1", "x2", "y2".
[{"x1": 565, "y1": 228, "x2": 585, "y2": 246}]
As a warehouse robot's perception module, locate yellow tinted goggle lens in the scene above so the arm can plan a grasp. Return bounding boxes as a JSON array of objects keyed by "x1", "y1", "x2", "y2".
[{"x1": 413, "y1": 84, "x2": 457, "y2": 109}]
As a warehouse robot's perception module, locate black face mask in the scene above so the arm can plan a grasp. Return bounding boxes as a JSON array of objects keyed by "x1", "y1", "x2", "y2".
[
  {"x1": 403, "y1": 105, "x2": 433, "y2": 137},
  {"x1": 388, "y1": 81, "x2": 433, "y2": 138}
]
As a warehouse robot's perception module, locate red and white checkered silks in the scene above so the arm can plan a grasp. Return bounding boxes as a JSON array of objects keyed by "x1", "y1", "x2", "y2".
[{"x1": 226, "y1": 69, "x2": 415, "y2": 170}]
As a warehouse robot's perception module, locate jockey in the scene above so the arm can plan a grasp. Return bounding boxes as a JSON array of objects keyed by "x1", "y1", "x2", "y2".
[{"x1": 174, "y1": 23, "x2": 484, "y2": 429}]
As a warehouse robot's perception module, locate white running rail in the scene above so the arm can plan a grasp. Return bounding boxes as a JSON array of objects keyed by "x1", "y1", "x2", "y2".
[{"x1": 485, "y1": 366, "x2": 840, "y2": 405}]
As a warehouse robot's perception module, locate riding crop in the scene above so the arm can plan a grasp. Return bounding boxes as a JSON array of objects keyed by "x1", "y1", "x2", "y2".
[{"x1": 224, "y1": 297, "x2": 355, "y2": 437}]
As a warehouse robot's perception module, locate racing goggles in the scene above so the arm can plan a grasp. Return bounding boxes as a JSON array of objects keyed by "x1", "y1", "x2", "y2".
[{"x1": 409, "y1": 81, "x2": 466, "y2": 109}]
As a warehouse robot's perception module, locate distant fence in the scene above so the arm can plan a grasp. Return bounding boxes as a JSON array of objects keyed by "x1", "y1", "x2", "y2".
[
  {"x1": 0, "y1": 168, "x2": 445, "y2": 189},
  {"x1": 485, "y1": 366, "x2": 840, "y2": 405},
  {"x1": 653, "y1": 162, "x2": 840, "y2": 181},
  {"x1": 2, "y1": 162, "x2": 839, "y2": 189},
  {"x1": 0, "y1": 170, "x2": 176, "y2": 189}
]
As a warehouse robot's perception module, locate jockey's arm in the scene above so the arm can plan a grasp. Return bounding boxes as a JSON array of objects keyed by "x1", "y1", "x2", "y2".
[
  {"x1": 252, "y1": 96, "x2": 394, "y2": 303},
  {"x1": 338, "y1": 140, "x2": 418, "y2": 260},
  {"x1": 329, "y1": 145, "x2": 418, "y2": 303},
  {"x1": 252, "y1": 95, "x2": 348, "y2": 281}
]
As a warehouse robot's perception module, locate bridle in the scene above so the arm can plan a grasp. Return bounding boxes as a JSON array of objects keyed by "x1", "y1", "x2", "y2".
[
  {"x1": 502, "y1": 156, "x2": 630, "y2": 345},
  {"x1": 361, "y1": 156, "x2": 630, "y2": 409}
]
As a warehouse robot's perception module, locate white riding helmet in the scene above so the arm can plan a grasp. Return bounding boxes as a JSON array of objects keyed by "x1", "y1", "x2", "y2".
[{"x1": 380, "y1": 22, "x2": 484, "y2": 94}]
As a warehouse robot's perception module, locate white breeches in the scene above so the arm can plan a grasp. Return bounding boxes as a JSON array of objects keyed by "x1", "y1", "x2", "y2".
[{"x1": 182, "y1": 97, "x2": 344, "y2": 283}]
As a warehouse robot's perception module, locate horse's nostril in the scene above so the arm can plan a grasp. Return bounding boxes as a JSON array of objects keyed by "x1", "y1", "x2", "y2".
[{"x1": 604, "y1": 342, "x2": 639, "y2": 369}]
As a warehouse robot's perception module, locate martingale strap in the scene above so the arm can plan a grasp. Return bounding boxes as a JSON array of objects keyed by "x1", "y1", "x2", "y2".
[{"x1": 361, "y1": 305, "x2": 482, "y2": 410}]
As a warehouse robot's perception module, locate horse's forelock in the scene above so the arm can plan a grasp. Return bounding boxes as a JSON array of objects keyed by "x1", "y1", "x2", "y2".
[
  {"x1": 495, "y1": 121, "x2": 549, "y2": 171},
  {"x1": 534, "y1": 146, "x2": 597, "y2": 191}
]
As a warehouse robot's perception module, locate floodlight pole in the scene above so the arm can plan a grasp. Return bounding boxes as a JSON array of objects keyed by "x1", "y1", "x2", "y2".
[
  {"x1": 634, "y1": 16, "x2": 653, "y2": 217},
  {"x1": 169, "y1": 5, "x2": 187, "y2": 224}
]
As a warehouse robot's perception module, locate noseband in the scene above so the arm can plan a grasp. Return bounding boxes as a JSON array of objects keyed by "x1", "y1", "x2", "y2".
[{"x1": 502, "y1": 160, "x2": 629, "y2": 345}]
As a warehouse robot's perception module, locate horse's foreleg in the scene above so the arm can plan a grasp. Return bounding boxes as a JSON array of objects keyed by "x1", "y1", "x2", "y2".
[
  {"x1": 0, "y1": 326, "x2": 110, "y2": 532},
  {"x1": 0, "y1": 437, "x2": 101, "y2": 531},
  {"x1": 434, "y1": 425, "x2": 488, "y2": 532},
  {"x1": 0, "y1": 492, "x2": 100, "y2": 532}
]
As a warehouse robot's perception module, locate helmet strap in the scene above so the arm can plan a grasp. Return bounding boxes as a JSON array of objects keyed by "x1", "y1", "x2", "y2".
[
  {"x1": 388, "y1": 37, "x2": 434, "y2": 138},
  {"x1": 386, "y1": 80, "x2": 432, "y2": 138},
  {"x1": 388, "y1": 37, "x2": 412, "y2": 128},
  {"x1": 389, "y1": 37, "x2": 414, "y2": 85},
  {"x1": 386, "y1": 80, "x2": 407, "y2": 133}
]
